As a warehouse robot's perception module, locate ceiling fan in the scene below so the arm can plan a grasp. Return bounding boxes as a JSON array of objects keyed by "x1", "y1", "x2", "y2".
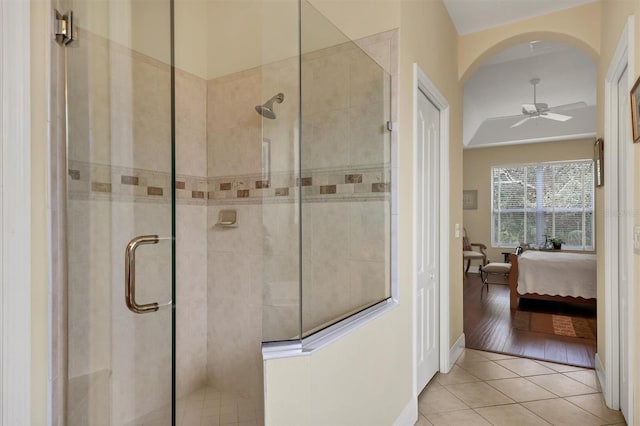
[{"x1": 511, "y1": 78, "x2": 573, "y2": 128}]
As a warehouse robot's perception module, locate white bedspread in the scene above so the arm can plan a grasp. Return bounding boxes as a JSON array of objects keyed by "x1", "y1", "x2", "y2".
[{"x1": 517, "y1": 250, "x2": 597, "y2": 299}]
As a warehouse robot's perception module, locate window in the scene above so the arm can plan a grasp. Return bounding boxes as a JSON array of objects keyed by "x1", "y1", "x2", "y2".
[{"x1": 491, "y1": 160, "x2": 594, "y2": 250}]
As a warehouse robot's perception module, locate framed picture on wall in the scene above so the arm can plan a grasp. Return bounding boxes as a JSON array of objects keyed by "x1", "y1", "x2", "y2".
[
  {"x1": 463, "y1": 190, "x2": 477, "y2": 210},
  {"x1": 632, "y1": 76, "x2": 640, "y2": 143}
]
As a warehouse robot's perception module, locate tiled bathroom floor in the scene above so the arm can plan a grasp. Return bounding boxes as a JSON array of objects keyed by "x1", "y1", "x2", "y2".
[
  {"x1": 416, "y1": 349, "x2": 626, "y2": 426},
  {"x1": 132, "y1": 348, "x2": 624, "y2": 426},
  {"x1": 177, "y1": 387, "x2": 263, "y2": 426},
  {"x1": 130, "y1": 386, "x2": 263, "y2": 426}
]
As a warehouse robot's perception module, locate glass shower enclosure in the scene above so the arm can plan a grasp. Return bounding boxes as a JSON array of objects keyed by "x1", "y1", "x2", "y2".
[
  {"x1": 60, "y1": 0, "x2": 392, "y2": 424},
  {"x1": 63, "y1": 0, "x2": 175, "y2": 423}
]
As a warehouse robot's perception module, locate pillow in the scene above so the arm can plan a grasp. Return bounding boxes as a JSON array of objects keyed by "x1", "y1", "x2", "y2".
[{"x1": 462, "y1": 235, "x2": 472, "y2": 251}]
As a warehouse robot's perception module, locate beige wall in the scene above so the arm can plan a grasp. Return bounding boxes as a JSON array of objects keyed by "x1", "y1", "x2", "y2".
[
  {"x1": 400, "y1": 0, "x2": 464, "y2": 349},
  {"x1": 463, "y1": 139, "x2": 596, "y2": 263},
  {"x1": 458, "y1": 1, "x2": 601, "y2": 82},
  {"x1": 309, "y1": 0, "x2": 400, "y2": 41}
]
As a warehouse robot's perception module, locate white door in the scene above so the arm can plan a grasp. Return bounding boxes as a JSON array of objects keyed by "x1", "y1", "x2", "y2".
[
  {"x1": 617, "y1": 66, "x2": 630, "y2": 421},
  {"x1": 416, "y1": 88, "x2": 440, "y2": 393}
]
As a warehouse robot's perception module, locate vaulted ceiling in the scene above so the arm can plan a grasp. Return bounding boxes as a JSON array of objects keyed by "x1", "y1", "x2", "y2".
[
  {"x1": 463, "y1": 41, "x2": 596, "y2": 148},
  {"x1": 442, "y1": 1, "x2": 598, "y2": 149}
]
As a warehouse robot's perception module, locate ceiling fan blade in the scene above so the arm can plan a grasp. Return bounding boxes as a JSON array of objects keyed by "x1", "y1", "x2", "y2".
[
  {"x1": 511, "y1": 116, "x2": 532, "y2": 128},
  {"x1": 549, "y1": 101, "x2": 587, "y2": 111},
  {"x1": 541, "y1": 112, "x2": 572, "y2": 122}
]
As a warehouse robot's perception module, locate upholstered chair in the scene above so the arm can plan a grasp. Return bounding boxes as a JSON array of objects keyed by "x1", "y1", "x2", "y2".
[{"x1": 462, "y1": 228, "x2": 487, "y2": 274}]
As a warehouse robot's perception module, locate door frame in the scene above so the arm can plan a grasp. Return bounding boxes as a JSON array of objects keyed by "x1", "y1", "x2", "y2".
[
  {"x1": 1, "y1": 0, "x2": 33, "y2": 423},
  {"x1": 412, "y1": 63, "x2": 451, "y2": 395},
  {"x1": 601, "y1": 15, "x2": 635, "y2": 422}
]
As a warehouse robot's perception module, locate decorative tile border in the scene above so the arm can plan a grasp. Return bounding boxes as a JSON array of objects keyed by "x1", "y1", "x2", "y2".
[
  {"x1": 67, "y1": 160, "x2": 207, "y2": 205},
  {"x1": 67, "y1": 160, "x2": 391, "y2": 206}
]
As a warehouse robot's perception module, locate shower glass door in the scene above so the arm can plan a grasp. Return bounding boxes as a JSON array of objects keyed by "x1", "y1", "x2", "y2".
[{"x1": 64, "y1": 0, "x2": 175, "y2": 424}]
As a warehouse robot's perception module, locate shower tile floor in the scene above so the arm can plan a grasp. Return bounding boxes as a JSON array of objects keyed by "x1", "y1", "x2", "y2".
[{"x1": 130, "y1": 386, "x2": 263, "y2": 426}]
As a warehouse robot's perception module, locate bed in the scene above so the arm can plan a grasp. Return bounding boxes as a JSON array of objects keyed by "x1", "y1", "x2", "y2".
[{"x1": 508, "y1": 251, "x2": 597, "y2": 310}]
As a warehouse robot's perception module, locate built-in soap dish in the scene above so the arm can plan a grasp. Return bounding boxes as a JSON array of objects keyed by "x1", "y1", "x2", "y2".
[{"x1": 215, "y1": 209, "x2": 237, "y2": 228}]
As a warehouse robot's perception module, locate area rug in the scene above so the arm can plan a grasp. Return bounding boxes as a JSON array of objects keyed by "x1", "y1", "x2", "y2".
[{"x1": 513, "y1": 311, "x2": 597, "y2": 340}]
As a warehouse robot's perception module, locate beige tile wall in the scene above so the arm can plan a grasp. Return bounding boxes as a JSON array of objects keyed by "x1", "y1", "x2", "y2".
[
  {"x1": 299, "y1": 38, "x2": 392, "y2": 333},
  {"x1": 205, "y1": 31, "x2": 393, "y2": 343},
  {"x1": 207, "y1": 205, "x2": 266, "y2": 405}
]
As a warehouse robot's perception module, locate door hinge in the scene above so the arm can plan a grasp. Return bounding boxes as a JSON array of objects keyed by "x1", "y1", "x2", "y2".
[{"x1": 54, "y1": 9, "x2": 76, "y2": 45}]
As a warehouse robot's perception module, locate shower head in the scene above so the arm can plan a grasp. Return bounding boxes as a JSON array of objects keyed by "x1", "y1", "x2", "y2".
[{"x1": 255, "y1": 93, "x2": 285, "y2": 119}]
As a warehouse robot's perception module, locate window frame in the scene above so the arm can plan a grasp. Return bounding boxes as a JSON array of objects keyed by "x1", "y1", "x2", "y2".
[{"x1": 491, "y1": 159, "x2": 595, "y2": 251}]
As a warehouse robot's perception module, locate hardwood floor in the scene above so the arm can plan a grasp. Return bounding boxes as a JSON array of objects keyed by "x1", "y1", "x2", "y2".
[{"x1": 463, "y1": 272, "x2": 597, "y2": 368}]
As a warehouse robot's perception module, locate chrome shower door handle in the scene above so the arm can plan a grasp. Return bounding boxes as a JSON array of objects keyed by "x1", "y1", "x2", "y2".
[{"x1": 125, "y1": 235, "x2": 160, "y2": 314}]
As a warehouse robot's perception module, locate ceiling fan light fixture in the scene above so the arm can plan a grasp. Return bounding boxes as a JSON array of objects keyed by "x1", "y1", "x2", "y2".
[{"x1": 514, "y1": 78, "x2": 573, "y2": 126}]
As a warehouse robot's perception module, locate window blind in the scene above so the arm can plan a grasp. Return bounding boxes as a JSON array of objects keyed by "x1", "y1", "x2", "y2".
[{"x1": 491, "y1": 160, "x2": 594, "y2": 250}]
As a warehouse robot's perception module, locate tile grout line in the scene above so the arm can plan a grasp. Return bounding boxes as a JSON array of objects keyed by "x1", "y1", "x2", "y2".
[{"x1": 419, "y1": 349, "x2": 624, "y2": 426}]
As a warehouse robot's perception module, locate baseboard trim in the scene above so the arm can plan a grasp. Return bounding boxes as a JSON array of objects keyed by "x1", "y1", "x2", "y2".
[
  {"x1": 448, "y1": 333, "x2": 465, "y2": 372},
  {"x1": 393, "y1": 396, "x2": 417, "y2": 426},
  {"x1": 595, "y1": 353, "x2": 608, "y2": 405},
  {"x1": 467, "y1": 265, "x2": 480, "y2": 274}
]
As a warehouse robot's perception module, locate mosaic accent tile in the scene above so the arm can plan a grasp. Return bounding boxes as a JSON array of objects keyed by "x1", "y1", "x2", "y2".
[
  {"x1": 372, "y1": 182, "x2": 390, "y2": 192},
  {"x1": 69, "y1": 169, "x2": 81, "y2": 180},
  {"x1": 345, "y1": 174, "x2": 362, "y2": 183},
  {"x1": 220, "y1": 182, "x2": 232, "y2": 191},
  {"x1": 235, "y1": 180, "x2": 250, "y2": 190},
  {"x1": 192, "y1": 191, "x2": 205, "y2": 199},
  {"x1": 320, "y1": 185, "x2": 337, "y2": 194},
  {"x1": 255, "y1": 180, "x2": 270, "y2": 189},
  {"x1": 91, "y1": 182, "x2": 111, "y2": 193},
  {"x1": 275, "y1": 188, "x2": 289, "y2": 196},
  {"x1": 175, "y1": 181, "x2": 186, "y2": 189},
  {"x1": 297, "y1": 177, "x2": 313, "y2": 186},
  {"x1": 237, "y1": 189, "x2": 250, "y2": 198},
  {"x1": 147, "y1": 186, "x2": 163, "y2": 196},
  {"x1": 121, "y1": 175, "x2": 139, "y2": 186}
]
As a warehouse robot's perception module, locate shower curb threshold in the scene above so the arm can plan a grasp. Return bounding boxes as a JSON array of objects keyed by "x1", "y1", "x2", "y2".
[{"x1": 262, "y1": 299, "x2": 398, "y2": 360}]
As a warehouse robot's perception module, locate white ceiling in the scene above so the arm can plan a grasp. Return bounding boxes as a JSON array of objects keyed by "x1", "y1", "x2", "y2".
[
  {"x1": 463, "y1": 41, "x2": 597, "y2": 147},
  {"x1": 442, "y1": 0, "x2": 599, "y2": 35}
]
